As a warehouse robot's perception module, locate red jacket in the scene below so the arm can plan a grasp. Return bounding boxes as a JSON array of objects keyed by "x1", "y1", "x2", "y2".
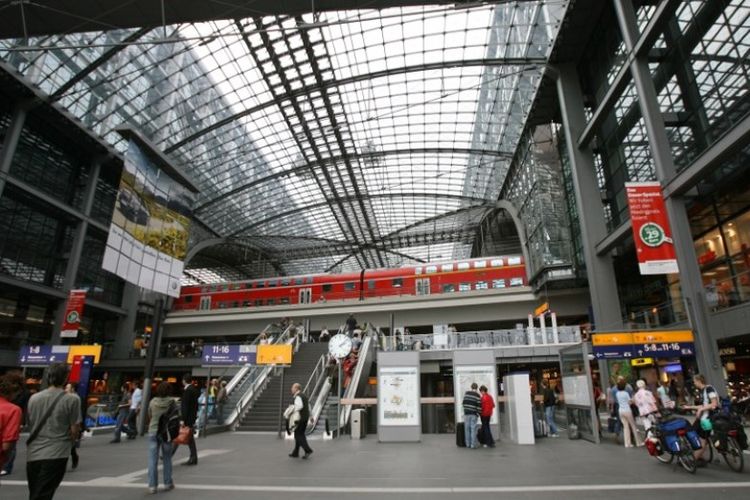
[{"x1": 480, "y1": 392, "x2": 495, "y2": 417}]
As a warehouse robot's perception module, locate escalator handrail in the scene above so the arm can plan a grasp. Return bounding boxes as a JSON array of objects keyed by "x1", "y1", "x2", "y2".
[{"x1": 338, "y1": 329, "x2": 375, "y2": 429}]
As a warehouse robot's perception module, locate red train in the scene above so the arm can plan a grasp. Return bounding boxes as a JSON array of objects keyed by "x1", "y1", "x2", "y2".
[{"x1": 172, "y1": 255, "x2": 526, "y2": 312}]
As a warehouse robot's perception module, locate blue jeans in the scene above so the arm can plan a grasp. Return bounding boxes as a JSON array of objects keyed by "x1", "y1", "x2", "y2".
[
  {"x1": 544, "y1": 405, "x2": 558, "y2": 435},
  {"x1": 464, "y1": 414, "x2": 478, "y2": 448},
  {"x1": 147, "y1": 434, "x2": 173, "y2": 489},
  {"x1": 114, "y1": 410, "x2": 129, "y2": 440}
]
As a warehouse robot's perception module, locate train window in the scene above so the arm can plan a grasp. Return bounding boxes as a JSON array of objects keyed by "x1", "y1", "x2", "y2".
[
  {"x1": 415, "y1": 267, "x2": 422, "y2": 275},
  {"x1": 267, "y1": 299, "x2": 275, "y2": 305},
  {"x1": 245, "y1": 282, "x2": 253, "y2": 289},
  {"x1": 185, "y1": 296, "x2": 193, "y2": 303},
  {"x1": 457, "y1": 262, "x2": 470, "y2": 271},
  {"x1": 242, "y1": 301, "x2": 250, "y2": 307},
  {"x1": 280, "y1": 297, "x2": 290, "y2": 304},
  {"x1": 294, "y1": 278, "x2": 303, "y2": 285},
  {"x1": 368, "y1": 280, "x2": 376, "y2": 290},
  {"x1": 473, "y1": 260, "x2": 487, "y2": 268},
  {"x1": 442, "y1": 284, "x2": 455, "y2": 293},
  {"x1": 232, "y1": 301, "x2": 239, "y2": 308},
  {"x1": 344, "y1": 282, "x2": 356, "y2": 291},
  {"x1": 492, "y1": 279, "x2": 506, "y2": 288},
  {"x1": 305, "y1": 277, "x2": 313, "y2": 284},
  {"x1": 441, "y1": 264, "x2": 453, "y2": 272},
  {"x1": 490, "y1": 259, "x2": 504, "y2": 267},
  {"x1": 254, "y1": 299, "x2": 263, "y2": 306},
  {"x1": 281, "y1": 279, "x2": 290, "y2": 286},
  {"x1": 392, "y1": 278, "x2": 403, "y2": 288},
  {"x1": 475, "y1": 281, "x2": 488, "y2": 290},
  {"x1": 508, "y1": 256, "x2": 522, "y2": 265},
  {"x1": 218, "y1": 302, "x2": 227, "y2": 309},
  {"x1": 425, "y1": 265, "x2": 437, "y2": 273},
  {"x1": 458, "y1": 282, "x2": 471, "y2": 292},
  {"x1": 201, "y1": 286, "x2": 208, "y2": 293},
  {"x1": 257, "y1": 281, "x2": 265, "y2": 288},
  {"x1": 209, "y1": 285, "x2": 217, "y2": 292},
  {"x1": 268, "y1": 280, "x2": 277, "y2": 287},
  {"x1": 322, "y1": 284, "x2": 332, "y2": 292},
  {"x1": 510, "y1": 277, "x2": 524, "y2": 286}
]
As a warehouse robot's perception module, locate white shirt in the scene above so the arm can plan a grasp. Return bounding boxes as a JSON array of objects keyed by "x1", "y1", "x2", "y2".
[
  {"x1": 293, "y1": 393, "x2": 304, "y2": 411},
  {"x1": 130, "y1": 387, "x2": 142, "y2": 410}
]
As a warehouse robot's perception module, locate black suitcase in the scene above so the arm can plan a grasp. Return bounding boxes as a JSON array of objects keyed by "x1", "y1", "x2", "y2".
[{"x1": 456, "y1": 422, "x2": 466, "y2": 447}]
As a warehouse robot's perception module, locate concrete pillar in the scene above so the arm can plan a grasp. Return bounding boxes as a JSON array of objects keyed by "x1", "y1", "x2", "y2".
[
  {"x1": 112, "y1": 283, "x2": 141, "y2": 359},
  {"x1": 555, "y1": 64, "x2": 624, "y2": 331},
  {"x1": 538, "y1": 314, "x2": 547, "y2": 345},
  {"x1": 0, "y1": 104, "x2": 28, "y2": 200},
  {"x1": 613, "y1": 0, "x2": 724, "y2": 391},
  {"x1": 52, "y1": 160, "x2": 101, "y2": 344},
  {"x1": 551, "y1": 312, "x2": 559, "y2": 344}
]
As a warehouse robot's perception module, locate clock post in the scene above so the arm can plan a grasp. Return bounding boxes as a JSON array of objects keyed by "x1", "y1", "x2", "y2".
[{"x1": 328, "y1": 333, "x2": 353, "y2": 437}]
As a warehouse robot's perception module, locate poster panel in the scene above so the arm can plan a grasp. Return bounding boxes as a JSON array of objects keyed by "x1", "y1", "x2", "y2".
[
  {"x1": 379, "y1": 366, "x2": 420, "y2": 426},
  {"x1": 453, "y1": 365, "x2": 498, "y2": 424},
  {"x1": 625, "y1": 182, "x2": 679, "y2": 275},
  {"x1": 102, "y1": 139, "x2": 194, "y2": 297},
  {"x1": 61, "y1": 289, "x2": 86, "y2": 338}
]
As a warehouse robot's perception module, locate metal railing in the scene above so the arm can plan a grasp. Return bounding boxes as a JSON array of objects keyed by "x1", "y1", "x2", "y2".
[
  {"x1": 224, "y1": 323, "x2": 302, "y2": 428},
  {"x1": 337, "y1": 324, "x2": 377, "y2": 431},
  {"x1": 302, "y1": 353, "x2": 331, "y2": 434},
  {"x1": 379, "y1": 326, "x2": 582, "y2": 352}
]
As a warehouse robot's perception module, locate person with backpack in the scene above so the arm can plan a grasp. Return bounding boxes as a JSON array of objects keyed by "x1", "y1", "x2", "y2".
[
  {"x1": 684, "y1": 374, "x2": 719, "y2": 466},
  {"x1": 147, "y1": 382, "x2": 175, "y2": 494},
  {"x1": 171, "y1": 374, "x2": 199, "y2": 466},
  {"x1": 541, "y1": 380, "x2": 559, "y2": 438}
]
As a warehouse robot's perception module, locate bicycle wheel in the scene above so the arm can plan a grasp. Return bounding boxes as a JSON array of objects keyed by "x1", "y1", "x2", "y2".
[
  {"x1": 705, "y1": 437, "x2": 714, "y2": 464},
  {"x1": 721, "y1": 437, "x2": 745, "y2": 473},
  {"x1": 648, "y1": 430, "x2": 673, "y2": 464},
  {"x1": 678, "y1": 437, "x2": 697, "y2": 474}
]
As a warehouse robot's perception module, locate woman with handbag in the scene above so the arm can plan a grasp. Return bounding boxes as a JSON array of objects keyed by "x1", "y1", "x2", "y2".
[
  {"x1": 146, "y1": 382, "x2": 175, "y2": 494},
  {"x1": 614, "y1": 379, "x2": 643, "y2": 448}
]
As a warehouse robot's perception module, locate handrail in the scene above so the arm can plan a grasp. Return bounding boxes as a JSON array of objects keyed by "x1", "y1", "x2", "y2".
[
  {"x1": 303, "y1": 354, "x2": 331, "y2": 433},
  {"x1": 337, "y1": 325, "x2": 375, "y2": 430},
  {"x1": 224, "y1": 326, "x2": 299, "y2": 427},
  {"x1": 382, "y1": 326, "x2": 582, "y2": 351}
]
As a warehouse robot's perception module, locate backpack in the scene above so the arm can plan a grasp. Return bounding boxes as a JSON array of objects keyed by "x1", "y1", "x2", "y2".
[{"x1": 158, "y1": 401, "x2": 181, "y2": 442}]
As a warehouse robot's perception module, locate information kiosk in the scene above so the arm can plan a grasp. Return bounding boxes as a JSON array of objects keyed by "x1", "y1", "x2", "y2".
[{"x1": 377, "y1": 351, "x2": 421, "y2": 442}]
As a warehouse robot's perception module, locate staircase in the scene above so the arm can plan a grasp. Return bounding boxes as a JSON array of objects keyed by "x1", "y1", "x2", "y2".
[{"x1": 237, "y1": 342, "x2": 329, "y2": 432}]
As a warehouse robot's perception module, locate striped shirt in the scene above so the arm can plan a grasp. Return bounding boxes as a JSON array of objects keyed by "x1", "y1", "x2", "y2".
[{"x1": 462, "y1": 390, "x2": 481, "y2": 416}]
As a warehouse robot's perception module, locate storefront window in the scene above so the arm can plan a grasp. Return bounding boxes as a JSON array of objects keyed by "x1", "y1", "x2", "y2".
[{"x1": 694, "y1": 228, "x2": 725, "y2": 265}]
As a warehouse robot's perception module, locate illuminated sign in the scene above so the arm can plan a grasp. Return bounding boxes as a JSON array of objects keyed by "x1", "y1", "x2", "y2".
[
  {"x1": 631, "y1": 358, "x2": 654, "y2": 367},
  {"x1": 534, "y1": 302, "x2": 549, "y2": 316},
  {"x1": 592, "y1": 330, "x2": 695, "y2": 360},
  {"x1": 256, "y1": 344, "x2": 293, "y2": 365}
]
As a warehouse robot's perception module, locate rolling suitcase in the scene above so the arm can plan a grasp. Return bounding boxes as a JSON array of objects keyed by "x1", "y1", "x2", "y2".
[
  {"x1": 534, "y1": 408, "x2": 548, "y2": 438},
  {"x1": 456, "y1": 422, "x2": 466, "y2": 447}
]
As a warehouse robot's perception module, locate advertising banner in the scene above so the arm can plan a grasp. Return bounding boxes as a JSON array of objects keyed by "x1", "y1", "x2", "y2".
[
  {"x1": 202, "y1": 345, "x2": 257, "y2": 365},
  {"x1": 625, "y1": 182, "x2": 679, "y2": 275},
  {"x1": 61, "y1": 289, "x2": 86, "y2": 338},
  {"x1": 256, "y1": 344, "x2": 293, "y2": 365},
  {"x1": 102, "y1": 139, "x2": 195, "y2": 297}
]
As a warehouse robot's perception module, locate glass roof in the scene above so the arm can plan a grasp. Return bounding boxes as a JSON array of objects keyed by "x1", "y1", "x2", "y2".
[{"x1": 0, "y1": 2, "x2": 567, "y2": 280}]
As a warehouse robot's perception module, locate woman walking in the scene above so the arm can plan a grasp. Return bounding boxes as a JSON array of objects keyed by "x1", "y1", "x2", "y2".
[
  {"x1": 65, "y1": 383, "x2": 82, "y2": 469},
  {"x1": 147, "y1": 382, "x2": 175, "y2": 494},
  {"x1": 614, "y1": 379, "x2": 642, "y2": 448}
]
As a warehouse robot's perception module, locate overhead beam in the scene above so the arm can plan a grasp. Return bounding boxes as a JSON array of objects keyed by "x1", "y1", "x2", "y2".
[
  {"x1": 165, "y1": 59, "x2": 545, "y2": 153},
  {"x1": 194, "y1": 147, "x2": 513, "y2": 213}
]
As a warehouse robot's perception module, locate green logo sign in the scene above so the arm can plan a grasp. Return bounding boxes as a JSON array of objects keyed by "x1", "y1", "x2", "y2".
[
  {"x1": 640, "y1": 222, "x2": 670, "y2": 247},
  {"x1": 66, "y1": 310, "x2": 80, "y2": 323}
]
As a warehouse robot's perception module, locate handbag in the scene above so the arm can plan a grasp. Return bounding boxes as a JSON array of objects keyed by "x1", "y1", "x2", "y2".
[{"x1": 173, "y1": 424, "x2": 192, "y2": 445}]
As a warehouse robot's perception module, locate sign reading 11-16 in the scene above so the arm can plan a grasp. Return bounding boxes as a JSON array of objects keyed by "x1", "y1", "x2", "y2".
[{"x1": 202, "y1": 344, "x2": 256, "y2": 365}]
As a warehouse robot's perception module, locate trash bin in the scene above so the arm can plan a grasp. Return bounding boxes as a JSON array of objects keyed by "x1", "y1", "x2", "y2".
[{"x1": 351, "y1": 409, "x2": 367, "y2": 439}]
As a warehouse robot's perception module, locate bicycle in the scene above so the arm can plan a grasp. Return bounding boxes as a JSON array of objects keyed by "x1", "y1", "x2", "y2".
[
  {"x1": 707, "y1": 410, "x2": 746, "y2": 473},
  {"x1": 644, "y1": 412, "x2": 699, "y2": 474}
]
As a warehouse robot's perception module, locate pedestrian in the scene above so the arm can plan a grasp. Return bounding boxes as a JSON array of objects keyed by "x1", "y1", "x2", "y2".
[
  {"x1": 478, "y1": 385, "x2": 495, "y2": 448},
  {"x1": 632, "y1": 379, "x2": 659, "y2": 431},
  {"x1": 320, "y1": 326, "x2": 330, "y2": 342},
  {"x1": 127, "y1": 382, "x2": 142, "y2": 439},
  {"x1": 0, "y1": 373, "x2": 23, "y2": 476},
  {"x1": 64, "y1": 383, "x2": 81, "y2": 470},
  {"x1": 1, "y1": 369, "x2": 28, "y2": 477},
  {"x1": 656, "y1": 379, "x2": 674, "y2": 410},
  {"x1": 111, "y1": 384, "x2": 131, "y2": 443},
  {"x1": 287, "y1": 383, "x2": 313, "y2": 459},
  {"x1": 461, "y1": 383, "x2": 481, "y2": 449},
  {"x1": 346, "y1": 314, "x2": 357, "y2": 336},
  {"x1": 541, "y1": 380, "x2": 560, "y2": 438},
  {"x1": 172, "y1": 374, "x2": 198, "y2": 465},
  {"x1": 146, "y1": 381, "x2": 174, "y2": 494},
  {"x1": 216, "y1": 381, "x2": 228, "y2": 424},
  {"x1": 614, "y1": 378, "x2": 642, "y2": 448},
  {"x1": 25, "y1": 363, "x2": 82, "y2": 500}
]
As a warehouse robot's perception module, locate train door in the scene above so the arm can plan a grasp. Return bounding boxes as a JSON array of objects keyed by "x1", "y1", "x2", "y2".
[
  {"x1": 199, "y1": 296, "x2": 211, "y2": 310},
  {"x1": 416, "y1": 278, "x2": 431, "y2": 296},
  {"x1": 298, "y1": 288, "x2": 312, "y2": 304}
]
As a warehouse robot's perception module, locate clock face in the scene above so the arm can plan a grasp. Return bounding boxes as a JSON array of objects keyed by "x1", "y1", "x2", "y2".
[{"x1": 328, "y1": 334, "x2": 353, "y2": 359}]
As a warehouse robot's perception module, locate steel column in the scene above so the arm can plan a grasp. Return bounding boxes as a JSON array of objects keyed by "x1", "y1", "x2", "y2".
[
  {"x1": 613, "y1": 0, "x2": 724, "y2": 391},
  {"x1": 556, "y1": 63, "x2": 624, "y2": 331},
  {"x1": 0, "y1": 104, "x2": 27, "y2": 200}
]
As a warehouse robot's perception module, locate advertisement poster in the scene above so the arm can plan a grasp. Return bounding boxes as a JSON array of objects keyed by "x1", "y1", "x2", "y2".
[
  {"x1": 625, "y1": 182, "x2": 679, "y2": 275},
  {"x1": 102, "y1": 140, "x2": 194, "y2": 297},
  {"x1": 379, "y1": 367, "x2": 419, "y2": 426},
  {"x1": 454, "y1": 365, "x2": 498, "y2": 424},
  {"x1": 61, "y1": 289, "x2": 86, "y2": 338},
  {"x1": 561, "y1": 375, "x2": 591, "y2": 406}
]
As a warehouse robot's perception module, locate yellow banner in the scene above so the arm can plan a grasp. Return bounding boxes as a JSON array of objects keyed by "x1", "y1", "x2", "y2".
[
  {"x1": 631, "y1": 358, "x2": 654, "y2": 366},
  {"x1": 67, "y1": 345, "x2": 102, "y2": 364},
  {"x1": 592, "y1": 333, "x2": 634, "y2": 346},
  {"x1": 256, "y1": 344, "x2": 293, "y2": 365},
  {"x1": 534, "y1": 302, "x2": 549, "y2": 316},
  {"x1": 632, "y1": 330, "x2": 694, "y2": 344}
]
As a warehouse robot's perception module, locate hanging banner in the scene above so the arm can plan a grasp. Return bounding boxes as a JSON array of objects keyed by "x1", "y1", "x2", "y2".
[
  {"x1": 61, "y1": 289, "x2": 86, "y2": 338},
  {"x1": 625, "y1": 182, "x2": 679, "y2": 275},
  {"x1": 102, "y1": 138, "x2": 196, "y2": 297}
]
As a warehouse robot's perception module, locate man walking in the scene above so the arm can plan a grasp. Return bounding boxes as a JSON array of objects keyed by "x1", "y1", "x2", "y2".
[
  {"x1": 172, "y1": 374, "x2": 199, "y2": 465},
  {"x1": 127, "y1": 382, "x2": 142, "y2": 439},
  {"x1": 1, "y1": 373, "x2": 23, "y2": 477},
  {"x1": 216, "y1": 380, "x2": 228, "y2": 424},
  {"x1": 288, "y1": 383, "x2": 313, "y2": 459},
  {"x1": 111, "y1": 384, "x2": 131, "y2": 443},
  {"x1": 541, "y1": 380, "x2": 560, "y2": 438},
  {"x1": 26, "y1": 363, "x2": 81, "y2": 500},
  {"x1": 462, "y1": 383, "x2": 481, "y2": 449}
]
